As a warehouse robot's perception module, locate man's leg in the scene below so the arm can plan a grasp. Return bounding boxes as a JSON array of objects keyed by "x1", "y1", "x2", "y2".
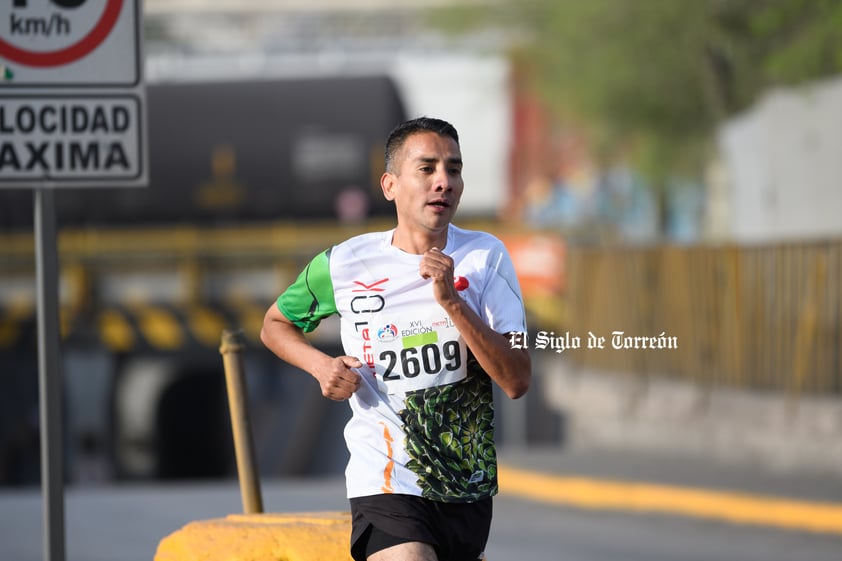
[{"x1": 368, "y1": 541, "x2": 437, "y2": 561}]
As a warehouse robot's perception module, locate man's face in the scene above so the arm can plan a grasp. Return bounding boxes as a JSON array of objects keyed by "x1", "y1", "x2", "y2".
[{"x1": 381, "y1": 131, "x2": 464, "y2": 235}]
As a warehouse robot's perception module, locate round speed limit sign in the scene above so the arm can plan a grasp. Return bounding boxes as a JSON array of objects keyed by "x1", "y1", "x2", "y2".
[{"x1": 0, "y1": 0, "x2": 140, "y2": 86}]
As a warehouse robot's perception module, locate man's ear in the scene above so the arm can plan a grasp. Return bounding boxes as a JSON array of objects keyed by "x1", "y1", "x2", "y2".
[{"x1": 381, "y1": 172, "x2": 397, "y2": 201}]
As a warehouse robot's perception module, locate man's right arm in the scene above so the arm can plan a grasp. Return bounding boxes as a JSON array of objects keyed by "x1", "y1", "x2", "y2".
[{"x1": 260, "y1": 304, "x2": 362, "y2": 401}]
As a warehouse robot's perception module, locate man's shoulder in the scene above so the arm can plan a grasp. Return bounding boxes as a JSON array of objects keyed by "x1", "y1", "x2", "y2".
[
  {"x1": 327, "y1": 230, "x2": 392, "y2": 269},
  {"x1": 333, "y1": 229, "x2": 391, "y2": 253}
]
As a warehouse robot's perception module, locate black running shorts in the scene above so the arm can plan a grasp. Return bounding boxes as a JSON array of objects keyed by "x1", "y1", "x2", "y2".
[{"x1": 350, "y1": 493, "x2": 492, "y2": 561}]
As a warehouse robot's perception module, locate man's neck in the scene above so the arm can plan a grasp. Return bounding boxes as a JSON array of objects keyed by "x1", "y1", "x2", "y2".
[{"x1": 391, "y1": 225, "x2": 449, "y2": 255}]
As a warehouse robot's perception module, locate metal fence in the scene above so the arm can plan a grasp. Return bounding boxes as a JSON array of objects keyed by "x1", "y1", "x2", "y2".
[{"x1": 563, "y1": 240, "x2": 842, "y2": 397}]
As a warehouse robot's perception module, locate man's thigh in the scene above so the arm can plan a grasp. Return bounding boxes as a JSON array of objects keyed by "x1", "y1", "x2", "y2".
[{"x1": 368, "y1": 541, "x2": 437, "y2": 561}]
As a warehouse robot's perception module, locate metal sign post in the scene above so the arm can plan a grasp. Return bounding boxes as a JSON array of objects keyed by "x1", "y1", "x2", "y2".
[
  {"x1": 1, "y1": 2, "x2": 147, "y2": 561},
  {"x1": 34, "y1": 187, "x2": 65, "y2": 561}
]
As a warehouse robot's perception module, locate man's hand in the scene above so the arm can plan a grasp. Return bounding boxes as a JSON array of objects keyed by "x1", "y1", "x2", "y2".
[
  {"x1": 420, "y1": 247, "x2": 459, "y2": 306},
  {"x1": 314, "y1": 356, "x2": 363, "y2": 401},
  {"x1": 417, "y1": 247, "x2": 532, "y2": 400}
]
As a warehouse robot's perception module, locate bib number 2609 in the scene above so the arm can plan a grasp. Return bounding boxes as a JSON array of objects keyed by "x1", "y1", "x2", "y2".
[{"x1": 380, "y1": 340, "x2": 462, "y2": 381}]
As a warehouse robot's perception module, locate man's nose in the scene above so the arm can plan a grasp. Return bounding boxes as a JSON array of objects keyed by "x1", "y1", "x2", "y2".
[{"x1": 433, "y1": 168, "x2": 452, "y2": 191}]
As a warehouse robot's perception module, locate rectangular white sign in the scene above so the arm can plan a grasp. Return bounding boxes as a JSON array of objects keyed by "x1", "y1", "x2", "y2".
[{"x1": 0, "y1": 95, "x2": 143, "y2": 183}]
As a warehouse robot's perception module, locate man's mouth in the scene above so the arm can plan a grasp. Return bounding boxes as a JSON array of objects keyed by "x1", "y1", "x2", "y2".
[{"x1": 427, "y1": 199, "x2": 451, "y2": 209}]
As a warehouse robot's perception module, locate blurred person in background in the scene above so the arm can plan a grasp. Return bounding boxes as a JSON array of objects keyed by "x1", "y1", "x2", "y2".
[{"x1": 261, "y1": 116, "x2": 531, "y2": 561}]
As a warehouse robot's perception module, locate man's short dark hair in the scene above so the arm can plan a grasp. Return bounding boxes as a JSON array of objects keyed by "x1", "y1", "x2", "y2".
[{"x1": 384, "y1": 117, "x2": 460, "y2": 174}]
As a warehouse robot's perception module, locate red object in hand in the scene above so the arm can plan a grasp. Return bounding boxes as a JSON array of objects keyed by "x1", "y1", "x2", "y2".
[{"x1": 453, "y1": 276, "x2": 469, "y2": 291}]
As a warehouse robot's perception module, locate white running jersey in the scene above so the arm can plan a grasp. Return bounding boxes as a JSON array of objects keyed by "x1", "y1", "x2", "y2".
[{"x1": 277, "y1": 225, "x2": 527, "y2": 502}]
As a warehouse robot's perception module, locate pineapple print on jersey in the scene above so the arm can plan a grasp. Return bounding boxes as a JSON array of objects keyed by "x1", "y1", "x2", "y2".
[{"x1": 400, "y1": 360, "x2": 497, "y2": 502}]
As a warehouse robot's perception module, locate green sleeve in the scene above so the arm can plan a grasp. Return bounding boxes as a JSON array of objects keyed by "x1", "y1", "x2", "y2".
[{"x1": 276, "y1": 249, "x2": 337, "y2": 333}]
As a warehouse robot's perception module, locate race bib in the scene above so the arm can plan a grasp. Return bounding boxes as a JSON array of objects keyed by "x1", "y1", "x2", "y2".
[{"x1": 369, "y1": 312, "x2": 467, "y2": 395}]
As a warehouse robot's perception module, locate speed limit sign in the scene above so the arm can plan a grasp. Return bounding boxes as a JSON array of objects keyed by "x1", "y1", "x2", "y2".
[
  {"x1": 0, "y1": 0, "x2": 146, "y2": 187},
  {"x1": 0, "y1": 0, "x2": 141, "y2": 86}
]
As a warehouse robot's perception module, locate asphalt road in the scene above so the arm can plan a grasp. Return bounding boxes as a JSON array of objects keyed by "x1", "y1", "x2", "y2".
[{"x1": 2, "y1": 446, "x2": 841, "y2": 561}]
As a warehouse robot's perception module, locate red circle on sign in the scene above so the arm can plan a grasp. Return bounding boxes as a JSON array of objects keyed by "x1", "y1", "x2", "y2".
[{"x1": 0, "y1": 0, "x2": 124, "y2": 68}]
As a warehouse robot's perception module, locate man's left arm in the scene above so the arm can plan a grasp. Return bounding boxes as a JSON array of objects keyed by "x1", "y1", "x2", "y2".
[{"x1": 421, "y1": 248, "x2": 531, "y2": 399}]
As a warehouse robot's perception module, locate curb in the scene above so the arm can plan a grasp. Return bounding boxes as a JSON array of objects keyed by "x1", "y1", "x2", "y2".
[{"x1": 499, "y1": 465, "x2": 842, "y2": 535}]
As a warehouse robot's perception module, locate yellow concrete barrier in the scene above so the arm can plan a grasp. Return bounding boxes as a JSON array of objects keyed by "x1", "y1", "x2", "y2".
[{"x1": 154, "y1": 511, "x2": 353, "y2": 561}]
